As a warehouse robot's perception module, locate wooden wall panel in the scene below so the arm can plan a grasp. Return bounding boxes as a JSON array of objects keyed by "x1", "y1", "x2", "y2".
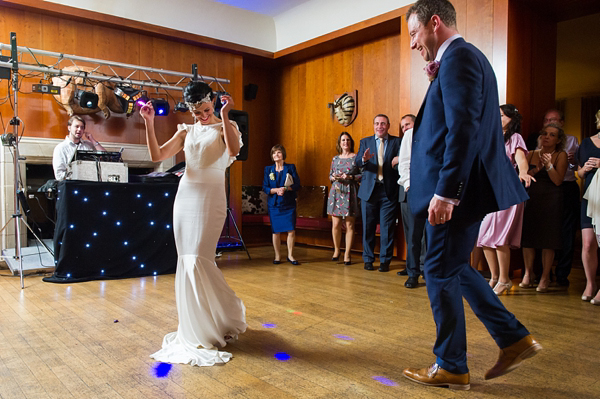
[
  {"x1": 506, "y1": 0, "x2": 556, "y2": 139},
  {"x1": 269, "y1": 33, "x2": 401, "y2": 188}
]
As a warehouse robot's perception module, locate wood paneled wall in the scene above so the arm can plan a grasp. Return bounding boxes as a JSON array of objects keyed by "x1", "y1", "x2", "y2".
[
  {"x1": 244, "y1": 34, "x2": 401, "y2": 187},
  {"x1": 506, "y1": 0, "x2": 557, "y2": 139},
  {"x1": 0, "y1": 5, "x2": 244, "y2": 228}
]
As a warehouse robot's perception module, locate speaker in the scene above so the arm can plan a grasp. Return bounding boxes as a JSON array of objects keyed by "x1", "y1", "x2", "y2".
[
  {"x1": 244, "y1": 84, "x2": 258, "y2": 101},
  {"x1": 228, "y1": 110, "x2": 248, "y2": 161}
]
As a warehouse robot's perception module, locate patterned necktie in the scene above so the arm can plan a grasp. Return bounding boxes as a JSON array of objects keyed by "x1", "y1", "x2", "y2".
[{"x1": 377, "y1": 138, "x2": 385, "y2": 181}]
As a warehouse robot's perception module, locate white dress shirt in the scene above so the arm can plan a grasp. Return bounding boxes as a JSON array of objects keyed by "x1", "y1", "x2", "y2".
[{"x1": 397, "y1": 128, "x2": 414, "y2": 191}]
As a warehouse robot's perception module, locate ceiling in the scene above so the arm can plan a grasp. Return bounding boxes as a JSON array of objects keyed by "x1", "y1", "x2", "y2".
[{"x1": 213, "y1": 0, "x2": 312, "y2": 17}]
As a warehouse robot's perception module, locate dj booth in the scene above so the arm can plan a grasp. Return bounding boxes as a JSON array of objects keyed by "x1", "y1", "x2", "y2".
[{"x1": 43, "y1": 180, "x2": 179, "y2": 283}]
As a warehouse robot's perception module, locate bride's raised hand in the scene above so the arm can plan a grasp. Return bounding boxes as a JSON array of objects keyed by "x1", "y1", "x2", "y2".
[
  {"x1": 140, "y1": 101, "x2": 155, "y2": 121},
  {"x1": 220, "y1": 95, "x2": 234, "y2": 117}
]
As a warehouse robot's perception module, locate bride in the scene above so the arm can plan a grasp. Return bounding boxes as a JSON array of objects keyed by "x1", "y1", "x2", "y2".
[{"x1": 140, "y1": 81, "x2": 247, "y2": 366}]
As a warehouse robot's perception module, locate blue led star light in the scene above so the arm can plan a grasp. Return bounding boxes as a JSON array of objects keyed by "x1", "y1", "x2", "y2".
[
  {"x1": 137, "y1": 194, "x2": 142, "y2": 198},
  {"x1": 105, "y1": 191, "x2": 110, "y2": 196}
]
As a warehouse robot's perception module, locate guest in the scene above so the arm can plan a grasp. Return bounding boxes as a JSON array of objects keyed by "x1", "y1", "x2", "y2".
[
  {"x1": 477, "y1": 105, "x2": 533, "y2": 295},
  {"x1": 263, "y1": 145, "x2": 301, "y2": 265},
  {"x1": 577, "y1": 109, "x2": 600, "y2": 305},
  {"x1": 520, "y1": 124, "x2": 568, "y2": 292},
  {"x1": 393, "y1": 114, "x2": 426, "y2": 288},
  {"x1": 355, "y1": 114, "x2": 401, "y2": 272},
  {"x1": 327, "y1": 132, "x2": 361, "y2": 265}
]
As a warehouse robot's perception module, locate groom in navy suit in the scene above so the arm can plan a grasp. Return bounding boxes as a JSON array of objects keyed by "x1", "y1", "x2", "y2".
[
  {"x1": 355, "y1": 115, "x2": 401, "y2": 272},
  {"x1": 402, "y1": 0, "x2": 542, "y2": 390}
]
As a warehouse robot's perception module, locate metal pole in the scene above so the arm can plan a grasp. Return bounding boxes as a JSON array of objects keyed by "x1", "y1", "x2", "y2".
[{"x1": 9, "y1": 32, "x2": 24, "y2": 289}]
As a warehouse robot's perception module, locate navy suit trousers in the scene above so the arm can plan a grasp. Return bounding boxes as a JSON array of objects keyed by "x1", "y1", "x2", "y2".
[
  {"x1": 425, "y1": 218, "x2": 529, "y2": 374},
  {"x1": 361, "y1": 183, "x2": 398, "y2": 264}
]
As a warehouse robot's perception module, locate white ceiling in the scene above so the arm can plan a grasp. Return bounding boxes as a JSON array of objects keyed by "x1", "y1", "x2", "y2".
[
  {"x1": 43, "y1": 0, "x2": 409, "y2": 52},
  {"x1": 212, "y1": 0, "x2": 312, "y2": 17}
]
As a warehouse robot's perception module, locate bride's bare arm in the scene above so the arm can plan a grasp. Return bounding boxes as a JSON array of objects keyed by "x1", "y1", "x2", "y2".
[
  {"x1": 140, "y1": 101, "x2": 186, "y2": 161},
  {"x1": 219, "y1": 95, "x2": 241, "y2": 156}
]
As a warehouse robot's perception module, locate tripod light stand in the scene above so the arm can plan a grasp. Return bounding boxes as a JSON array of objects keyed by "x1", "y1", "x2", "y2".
[
  {"x1": 219, "y1": 167, "x2": 251, "y2": 259},
  {"x1": 0, "y1": 32, "x2": 54, "y2": 289}
]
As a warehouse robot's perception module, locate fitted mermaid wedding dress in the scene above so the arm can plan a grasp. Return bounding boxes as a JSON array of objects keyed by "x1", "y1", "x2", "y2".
[{"x1": 150, "y1": 121, "x2": 247, "y2": 366}]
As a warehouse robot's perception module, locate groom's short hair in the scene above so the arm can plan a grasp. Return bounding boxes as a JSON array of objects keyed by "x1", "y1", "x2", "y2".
[{"x1": 406, "y1": 0, "x2": 457, "y2": 28}]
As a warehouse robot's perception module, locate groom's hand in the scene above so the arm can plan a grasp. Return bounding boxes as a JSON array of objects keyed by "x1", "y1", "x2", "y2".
[{"x1": 428, "y1": 197, "x2": 454, "y2": 226}]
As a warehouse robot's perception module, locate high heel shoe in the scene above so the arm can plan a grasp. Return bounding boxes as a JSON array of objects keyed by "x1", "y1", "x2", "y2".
[
  {"x1": 344, "y1": 257, "x2": 351, "y2": 266},
  {"x1": 493, "y1": 281, "x2": 513, "y2": 295},
  {"x1": 489, "y1": 278, "x2": 498, "y2": 288},
  {"x1": 332, "y1": 255, "x2": 340, "y2": 261},
  {"x1": 591, "y1": 298, "x2": 600, "y2": 305},
  {"x1": 582, "y1": 295, "x2": 593, "y2": 302},
  {"x1": 287, "y1": 257, "x2": 300, "y2": 265},
  {"x1": 519, "y1": 275, "x2": 533, "y2": 288},
  {"x1": 536, "y1": 279, "x2": 549, "y2": 293}
]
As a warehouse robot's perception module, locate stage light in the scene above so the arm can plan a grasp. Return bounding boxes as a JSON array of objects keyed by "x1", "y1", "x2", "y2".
[
  {"x1": 213, "y1": 91, "x2": 229, "y2": 115},
  {"x1": 114, "y1": 85, "x2": 144, "y2": 116},
  {"x1": 150, "y1": 98, "x2": 170, "y2": 116},
  {"x1": 174, "y1": 100, "x2": 188, "y2": 113},
  {"x1": 74, "y1": 89, "x2": 99, "y2": 109}
]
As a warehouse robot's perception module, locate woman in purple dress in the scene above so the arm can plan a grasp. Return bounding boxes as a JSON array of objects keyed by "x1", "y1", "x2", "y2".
[
  {"x1": 327, "y1": 132, "x2": 361, "y2": 265},
  {"x1": 476, "y1": 105, "x2": 533, "y2": 295}
]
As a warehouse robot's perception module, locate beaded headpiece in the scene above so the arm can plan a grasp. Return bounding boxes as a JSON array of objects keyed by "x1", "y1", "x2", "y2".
[{"x1": 186, "y1": 92, "x2": 212, "y2": 111}]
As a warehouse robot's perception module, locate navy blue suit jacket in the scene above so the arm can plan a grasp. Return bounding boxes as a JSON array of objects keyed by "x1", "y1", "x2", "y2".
[
  {"x1": 355, "y1": 135, "x2": 401, "y2": 203},
  {"x1": 409, "y1": 38, "x2": 527, "y2": 223},
  {"x1": 262, "y1": 163, "x2": 301, "y2": 208}
]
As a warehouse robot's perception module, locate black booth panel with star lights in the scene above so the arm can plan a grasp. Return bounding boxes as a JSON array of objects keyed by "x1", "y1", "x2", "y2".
[{"x1": 44, "y1": 180, "x2": 180, "y2": 283}]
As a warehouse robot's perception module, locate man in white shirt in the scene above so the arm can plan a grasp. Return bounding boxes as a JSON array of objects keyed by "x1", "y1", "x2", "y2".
[
  {"x1": 393, "y1": 114, "x2": 425, "y2": 288},
  {"x1": 53, "y1": 116, "x2": 106, "y2": 180}
]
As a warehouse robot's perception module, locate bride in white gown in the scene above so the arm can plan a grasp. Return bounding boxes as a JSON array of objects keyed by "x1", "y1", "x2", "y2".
[{"x1": 140, "y1": 81, "x2": 247, "y2": 366}]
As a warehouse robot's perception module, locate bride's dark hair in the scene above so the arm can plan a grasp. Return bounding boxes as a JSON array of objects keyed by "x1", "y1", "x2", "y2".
[{"x1": 183, "y1": 81, "x2": 214, "y2": 104}]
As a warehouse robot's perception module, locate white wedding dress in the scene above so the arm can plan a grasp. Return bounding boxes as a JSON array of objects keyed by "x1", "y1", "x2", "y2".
[{"x1": 150, "y1": 121, "x2": 247, "y2": 366}]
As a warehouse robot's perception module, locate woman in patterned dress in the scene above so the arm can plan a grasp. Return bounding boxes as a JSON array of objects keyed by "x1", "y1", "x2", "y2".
[{"x1": 327, "y1": 132, "x2": 361, "y2": 265}]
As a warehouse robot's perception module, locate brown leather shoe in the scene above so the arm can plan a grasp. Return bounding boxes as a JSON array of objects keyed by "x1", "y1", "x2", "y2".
[
  {"x1": 403, "y1": 363, "x2": 470, "y2": 390},
  {"x1": 484, "y1": 335, "x2": 542, "y2": 380}
]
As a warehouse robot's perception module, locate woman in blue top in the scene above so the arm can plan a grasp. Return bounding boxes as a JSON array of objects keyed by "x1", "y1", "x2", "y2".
[{"x1": 263, "y1": 144, "x2": 301, "y2": 265}]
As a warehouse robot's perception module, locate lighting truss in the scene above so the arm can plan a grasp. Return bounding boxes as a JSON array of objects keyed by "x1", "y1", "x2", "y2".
[{"x1": 0, "y1": 43, "x2": 230, "y2": 92}]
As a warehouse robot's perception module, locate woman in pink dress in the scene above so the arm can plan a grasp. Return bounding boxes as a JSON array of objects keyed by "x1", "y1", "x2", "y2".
[{"x1": 477, "y1": 104, "x2": 534, "y2": 295}]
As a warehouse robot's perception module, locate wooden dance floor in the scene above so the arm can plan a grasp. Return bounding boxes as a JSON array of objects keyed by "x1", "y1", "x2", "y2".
[{"x1": 0, "y1": 245, "x2": 598, "y2": 398}]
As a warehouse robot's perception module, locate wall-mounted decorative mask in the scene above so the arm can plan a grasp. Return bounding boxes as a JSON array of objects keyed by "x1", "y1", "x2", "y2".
[{"x1": 329, "y1": 90, "x2": 357, "y2": 127}]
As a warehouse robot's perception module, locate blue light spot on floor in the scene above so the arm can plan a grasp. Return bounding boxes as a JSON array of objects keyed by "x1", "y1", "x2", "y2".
[
  {"x1": 153, "y1": 362, "x2": 172, "y2": 378},
  {"x1": 274, "y1": 352, "x2": 291, "y2": 361},
  {"x1": 333, "y1": 334, "x2": 354, "y2": 341},
  {"x1": 372, "y1": 376, "x2": 398, "y2": 386},
  {"x1": 262, "y1": 323, "x2": 276, "y2": 328}
]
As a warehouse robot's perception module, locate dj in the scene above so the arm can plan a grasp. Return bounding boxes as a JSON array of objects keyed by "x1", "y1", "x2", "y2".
[{"x1": 52, "y1": 116, "x2": 106, "y2": 180}]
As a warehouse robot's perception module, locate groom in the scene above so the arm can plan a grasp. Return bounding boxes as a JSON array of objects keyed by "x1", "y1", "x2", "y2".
[{"x1": 403, "y1": 0, "x2": 542, "y2": 390}]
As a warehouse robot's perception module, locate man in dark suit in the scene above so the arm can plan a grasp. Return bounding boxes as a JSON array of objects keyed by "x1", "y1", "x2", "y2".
[
  {"x1": 402, "y1": 0, "x2": 542, "y2": 390},
  {"x1": 355, "y1": 114, "x2": 401, "y2": 272}
]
